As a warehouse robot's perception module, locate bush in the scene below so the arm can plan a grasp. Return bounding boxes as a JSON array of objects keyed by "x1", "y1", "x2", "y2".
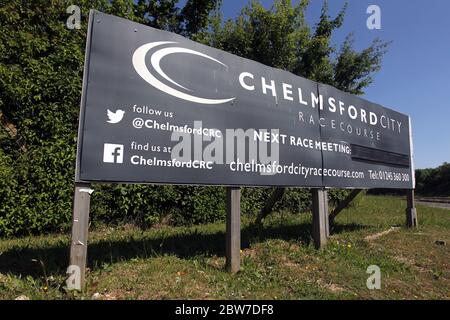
[
  {"x1": 0, "y1": 0, "x2": 369, "y2": 237},
  {"x1": 415, "y1": 163, "x2": 450, "y2": 196}
]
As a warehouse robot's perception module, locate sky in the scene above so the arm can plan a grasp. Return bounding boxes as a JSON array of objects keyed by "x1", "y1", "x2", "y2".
[{"x1": 219, "y1": 0, "x2": 450, "y2": 169}]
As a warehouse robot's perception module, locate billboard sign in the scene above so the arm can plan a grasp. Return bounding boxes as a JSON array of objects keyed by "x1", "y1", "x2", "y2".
[{"x1": 76, "y1": 11, "x2": 414, "y2": 189}]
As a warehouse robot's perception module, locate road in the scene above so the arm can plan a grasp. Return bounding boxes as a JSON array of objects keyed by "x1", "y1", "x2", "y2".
[{"x1": 416, "y1": 198, "x2": 450, "y2": 210}]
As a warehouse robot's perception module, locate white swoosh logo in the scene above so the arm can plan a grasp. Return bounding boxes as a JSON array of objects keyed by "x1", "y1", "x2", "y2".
[{"x1": 132, "y1": 41, "x2": 236, "y2": 105}]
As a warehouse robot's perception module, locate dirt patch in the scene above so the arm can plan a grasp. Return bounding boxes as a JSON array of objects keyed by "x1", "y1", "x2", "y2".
[
  {"x1": 241, "y1": 248, "x2": 258, "y2": 259},
  {"x1": 283, "y1": 261, "x2": 299, "y2": 268},
  {"x1": 91, "y1": 291, "x2": 121, "y2": 300},
  {"x1": 316, "y1": 279, "x2": 346, "y2": 293},
  {"x1": 281, "y1": 256, "x2": 320, "y2": 275},
  {"x1": 392, "y1": 255, "x2": 428, "y2": 273},
  {"x1": 364, "y1": 227, "x2": 400, "y2": 242}
]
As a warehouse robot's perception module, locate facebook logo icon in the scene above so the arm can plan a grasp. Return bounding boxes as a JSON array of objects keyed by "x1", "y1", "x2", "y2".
[{"x1": 103, "y1": 143, "x2": 124, "y2": 164}]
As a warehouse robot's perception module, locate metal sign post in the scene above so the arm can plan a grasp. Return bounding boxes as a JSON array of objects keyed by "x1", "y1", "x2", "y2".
[
  {"x1": 66, "y1": 182, "x2": 92, "y2": 291},
  {"x1": 226, "y1": 187, "x2": 241, "y2": 273},
  {"x1": 67, "y1": 10, "x2": 95, "y2": 291},
  {"x1": 406, "y1": 190, "x2": 418, "y2": 228},
  {"x1": 312, "y1": 189, "x2": 329, "y2": 249},
  {"x1": 406, "y1": 117, "x2": 418, "y2": 228}
]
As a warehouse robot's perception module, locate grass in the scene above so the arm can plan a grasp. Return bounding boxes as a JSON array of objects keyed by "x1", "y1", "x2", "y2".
[{"x1": 0, "y1": 195, "x2": 449, "y2": 300}]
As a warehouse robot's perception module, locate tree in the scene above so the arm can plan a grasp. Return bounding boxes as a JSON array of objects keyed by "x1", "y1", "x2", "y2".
[
  {"x1": 415, "y1": 163, "x2": 450, "y2": 196},
  {"x1": 0, "y1": 0, "x2": 220, "y2": 236},
  {"x1": 210, "y1": 0, "x2": 389, "y2": 94},
  {"x1": 134, "y1": 0, "x2": 219, "y2": 36},
  {"x1": 207, "y1": 0, "x2": 390, "y2": 210},
  {"x1": 0, "y1": 0, "x2": 390, "y2": 236}
]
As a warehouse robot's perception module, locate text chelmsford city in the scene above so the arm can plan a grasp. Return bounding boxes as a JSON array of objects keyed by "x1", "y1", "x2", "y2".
[{"x1": 238, "y1": 72, "x2": 402, "y2": 134}]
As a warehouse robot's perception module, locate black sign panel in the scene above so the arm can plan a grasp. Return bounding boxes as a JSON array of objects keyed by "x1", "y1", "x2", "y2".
[
  {"x1": 317, "y1": 83, "x2": 414, "y2": 188},
  {"x1": 76, "y1": 11, "x2": 414, "y2": 189}
]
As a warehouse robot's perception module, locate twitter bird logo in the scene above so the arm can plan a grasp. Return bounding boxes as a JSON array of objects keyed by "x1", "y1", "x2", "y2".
[{"x1": 107, "y1": 109, "x2": 125, "y2": 124}]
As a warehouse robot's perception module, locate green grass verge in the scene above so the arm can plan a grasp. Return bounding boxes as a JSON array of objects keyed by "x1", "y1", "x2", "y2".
[{"x1": 0, "y1": 195, "x2": 449, "y2": 300}]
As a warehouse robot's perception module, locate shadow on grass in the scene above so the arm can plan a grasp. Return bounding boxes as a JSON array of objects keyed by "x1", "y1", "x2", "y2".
[{"x1": 0, "y1": 221, "x2": 366, "y2": 279}]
